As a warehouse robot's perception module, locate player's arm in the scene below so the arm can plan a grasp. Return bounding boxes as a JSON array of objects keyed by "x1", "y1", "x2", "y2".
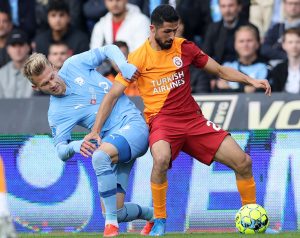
[
  {"x1": 99, "y1": 44, "x2": 138, "y2": 79},
  {"x1": 84, "y1": 81, "x2": 127, "y2": 145},
  {"x1": 55, "y1": 140, "x2": 96, "y2": 161},
  {"x1": 202, "y1": 57, "x2": 271, "y2": 96},
  {"x1": 69, "y1": 45, "x2": 137, "y2": 79}
]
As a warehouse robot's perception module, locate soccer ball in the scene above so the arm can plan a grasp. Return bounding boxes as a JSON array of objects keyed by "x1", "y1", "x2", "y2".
[{"x1": 235, "y1": 204, "x2": 269, "y2": 234}]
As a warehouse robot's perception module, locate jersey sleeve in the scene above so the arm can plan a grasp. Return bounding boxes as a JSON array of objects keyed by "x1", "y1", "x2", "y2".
[
  {"x1": 115, "y1": 51, "x2": 141, "y2": 87},
  {"x1": 64, "y1": 45, "x2": 127, "y2": 70},
  {"x1": 182, "y1": 40, "x2": 209, "y2": 68}
]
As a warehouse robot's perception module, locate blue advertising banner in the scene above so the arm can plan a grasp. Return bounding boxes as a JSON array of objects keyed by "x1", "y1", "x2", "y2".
[{"x1": 1, "y1": 130, "x2": 299, "y2": 233}]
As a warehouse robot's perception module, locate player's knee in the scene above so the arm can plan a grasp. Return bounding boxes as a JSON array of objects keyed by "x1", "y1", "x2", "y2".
[
  {"x1": 91, "y1": 150, "x2": 112, "y2": 175},
  {"x1": 236, "y1": 153, "x2": 252, "y2": 175},
  {"x1": 153, "y1": 154, "x2": 170, "y2": 172}
]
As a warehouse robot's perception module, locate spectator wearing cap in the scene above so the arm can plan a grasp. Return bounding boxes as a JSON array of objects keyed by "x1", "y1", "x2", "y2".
[
  {"x1": 33, "y1": 0, "x2": 89, "y2": 55},
  {"x1": 0, "y1": 9, "x2": 13, "y2": 68},
  {"x1": 0, "y1": 29, "x2": 32, "y2": 98}
]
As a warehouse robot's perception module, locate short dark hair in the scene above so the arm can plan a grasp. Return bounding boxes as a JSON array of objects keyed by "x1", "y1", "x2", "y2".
[
  {"x1": 283, "y1": 28, "x2": 300, "y2": 41},
  {"x1": 48, "y1": 41, "x2": 69, "y2": 51},
  {"x1": 0, "y1": 9, "x2": 11, "y2": 22},
  {"x1": 219, "y1": 0, "x2": 242, "y2": 4},
  {"x1": 113, "y1": 41, "x2": 129, "y2": 50},
  {"x1": 150, "y1": 4, "x2": 179, "y2": 27},
  {"x1": 47, "y1": 0, "x2": 69, "y2": 14}
]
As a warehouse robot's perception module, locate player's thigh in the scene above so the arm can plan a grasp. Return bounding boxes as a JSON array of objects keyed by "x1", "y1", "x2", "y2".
[
  {"x1": 213, "y1": 135, "x2": 247, "y2": 170},
  {"x1": 182, "y1": 116, "x2": 228, "y2": 165},
  {"x1": 114, "y1": 118, "x2": 149, "y2": 160}
]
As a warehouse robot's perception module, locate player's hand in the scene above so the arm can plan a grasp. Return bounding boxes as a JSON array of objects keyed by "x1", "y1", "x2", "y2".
[
  {"x1": 84, "y1": 131, "x2": 102, "y2": 148},
  {"x1": 250, "y1": 79, "x2": 271, "y2": 96},
  {"x1": 131, "y1": 70, "x2": 140, "y2": 81},
  {"x1": 80, "y1": 140, "x2": 97, "y2": 158}
]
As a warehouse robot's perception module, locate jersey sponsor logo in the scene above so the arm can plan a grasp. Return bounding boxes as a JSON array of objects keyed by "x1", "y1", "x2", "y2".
[
  {"x1": 151, "y1": 70, "x2": 185, "y2": 94},
  {"x1": 193, "y1": 95, "x2": 238, "y2": 130},
  {"x1": 74, "y1": 77, "x2": 85, "y2": 86},
  {"x1": 172, "y1": 56, "x2": 183, "y2": 68}
]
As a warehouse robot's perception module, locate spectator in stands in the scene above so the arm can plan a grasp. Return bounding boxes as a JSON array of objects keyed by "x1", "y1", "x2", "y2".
[
  {"x1": 48, "y1": 42, "x2": 71, "y2": 70},
  {"x1": 0, "y1": 0, "x2": 36, "y2": 40},
  {"x1": 214, "y1": 25, "x2": 269, "y2": 93},
  {"x1": 270, "y1": 28, "x2": 300, "y2": 93},
  {"x1": 262, "y1": 0, "x2": 300, "y2": 60},
  {"x1": 83, "y1": 0, "x2": 108, "y2": 34},
  {"x1": 203, "y1": 0, "x2": 250, "y2": 64},
  {"x1": 250, "y1": 0, "x2": 275, "y2": 39},
  {"x1": 0, "y1": 10, "x2": 12, "y2": 68},
  {"x1": 211, "y1": 0, "x2": 250, "y2": 23},
  {"x1": 36, "y1": 0, "x2": 87, "y2": 34},
  {"x1": 33, "y1": 0, "x2": 89, "y2": 56},
  {"x1": 0, "y1": 29, "x2": 32, "y2": 98},
  {"x1": 176, "y1": 0, "x2": 212, "y2": 44},
  {"x1": 90, "y1": 0, "x2": 150, "y2": 52}
]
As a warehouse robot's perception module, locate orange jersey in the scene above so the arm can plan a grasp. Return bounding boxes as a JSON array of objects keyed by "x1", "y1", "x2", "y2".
[{"x1": 115, "y1": 37, "x2": 208, "y2": 123}]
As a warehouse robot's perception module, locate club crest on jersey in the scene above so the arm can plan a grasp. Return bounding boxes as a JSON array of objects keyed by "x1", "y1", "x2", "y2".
[
  {"x1": 173, "y1": 56, "x2": 183, "y2": 68},
  {"x1": 74, "y1": 77, "x2": 85, "y2": 86}
]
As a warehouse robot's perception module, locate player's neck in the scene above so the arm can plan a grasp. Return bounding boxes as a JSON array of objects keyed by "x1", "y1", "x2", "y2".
[
  {"x1": 149, "y1": 37, "x2": 162, "y2": 51},
  {"x1": 238, "y1": 54, "x2": 257, "y2": 65},
  {"x1": 288, "y1": 56, "x2": 300, "y2": 69}
]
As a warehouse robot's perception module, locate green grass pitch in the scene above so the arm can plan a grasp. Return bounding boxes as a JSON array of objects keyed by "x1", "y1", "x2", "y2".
[{"x1": 19, "y1": 232, "x2": 300, "y2": 238}]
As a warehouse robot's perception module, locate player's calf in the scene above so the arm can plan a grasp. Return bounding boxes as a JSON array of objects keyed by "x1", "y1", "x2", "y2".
[{"x1": 234, "y1": 153, "x2": 253, "y2": 179}]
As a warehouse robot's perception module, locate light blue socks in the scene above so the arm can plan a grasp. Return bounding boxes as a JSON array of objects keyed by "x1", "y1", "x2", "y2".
[
  {"x1": 117, "y1": 202, "x2": 154, "y2": 222},
  {"x1": 92, "y1": 150, "x2": 117, "y2": 226}
]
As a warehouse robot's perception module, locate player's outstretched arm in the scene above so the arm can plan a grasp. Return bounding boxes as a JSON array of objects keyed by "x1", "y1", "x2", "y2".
[
  {"x1": 203, "y1": 57, "x2": 272, "y2": 96},
  {"x1": 84, "y1": 81, "x2": 127, "y2": 145}
]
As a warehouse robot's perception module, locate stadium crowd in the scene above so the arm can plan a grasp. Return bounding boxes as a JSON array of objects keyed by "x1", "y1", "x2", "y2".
[{"x1": 0, "y1": 0, "x2": 299, "y2": 98}]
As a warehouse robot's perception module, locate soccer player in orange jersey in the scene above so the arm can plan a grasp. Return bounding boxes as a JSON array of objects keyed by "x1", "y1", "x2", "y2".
[{"x1": 85, "y1": 4, "x2": 271, "y2": 236}]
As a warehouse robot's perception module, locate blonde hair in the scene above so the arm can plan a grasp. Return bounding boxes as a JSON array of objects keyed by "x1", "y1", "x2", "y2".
[{"x1": 22, "y1": 53, "x2": 52, "y2": 84}]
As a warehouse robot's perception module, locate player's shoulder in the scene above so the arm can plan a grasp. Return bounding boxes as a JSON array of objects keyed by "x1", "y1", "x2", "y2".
[
  {"x1": 127, "y1": 40, "x2": 148, "y2": 65},
  {"x1": 175, "y1": 37, "x2": 197, "y2": 49}
]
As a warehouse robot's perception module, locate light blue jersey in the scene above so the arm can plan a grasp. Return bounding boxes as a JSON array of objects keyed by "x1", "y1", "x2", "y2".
[
  {"x1": 223, "y1": 60, "x2": 269, "y2": 90},
  {"x1": 48, "y1": 46, "x2": 142, "y2": 146}
]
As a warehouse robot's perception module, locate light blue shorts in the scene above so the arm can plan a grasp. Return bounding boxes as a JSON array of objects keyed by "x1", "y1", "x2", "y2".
[{"x1": 102, "y1": 114, "x2": 149, "y2": 193}]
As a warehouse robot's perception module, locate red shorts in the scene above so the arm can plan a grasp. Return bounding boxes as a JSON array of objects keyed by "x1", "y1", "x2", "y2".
[{"x1": 149, "y1": 110, "x2": 229, "y2": 166}]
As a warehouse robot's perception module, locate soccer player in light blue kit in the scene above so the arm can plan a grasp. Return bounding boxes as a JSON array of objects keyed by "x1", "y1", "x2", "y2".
[{"x1": 22, "y1": 45, "x2": 153, "y2": 237}]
